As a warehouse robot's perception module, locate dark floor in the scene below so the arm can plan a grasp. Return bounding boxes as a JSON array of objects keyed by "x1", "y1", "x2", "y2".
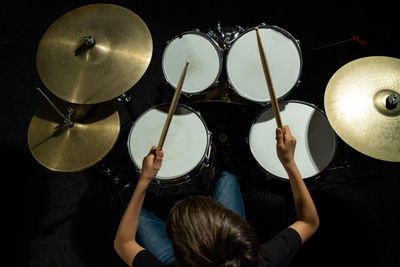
[{"x1": 1, "y1": 1, "x2": 400, "y2": 267}]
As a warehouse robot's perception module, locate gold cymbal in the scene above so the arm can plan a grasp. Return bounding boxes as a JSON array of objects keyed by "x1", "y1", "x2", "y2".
[
  {"x1": 36, "y1": 4, "x2": 152, "y2": 104},
  {"x1": 27, "y1": 98, "x2": 120, "y2": 172},
  {"x1": 324, "y1": 56, "x2": 400, "y2": 162}
]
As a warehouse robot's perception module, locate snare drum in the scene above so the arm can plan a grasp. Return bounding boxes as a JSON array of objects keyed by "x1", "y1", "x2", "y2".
[
  {"x1": 226, "y1": 25, "x2": 302, "y2": 103},
  {"x1": 162, "y1": 30, "x2": 223, "y2": 95},
  {"x1": 128, "y1": 104, "x2": 212, "y2": 185},
  {"x1": 249, "y1": 101, "x2": 336, "y2": 180}
]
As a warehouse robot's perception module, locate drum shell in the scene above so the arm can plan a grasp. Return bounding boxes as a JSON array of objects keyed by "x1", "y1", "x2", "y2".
[
  {"x1": 226, "y1": 25, "x2": 303, "y2": 104},
  {"x1": 127, "y1": 103, "x2": 212, "y2": 186},
  {"x1": 162, "y1": 30, "x2": 223, "y2": 96},
  {"x1": 248, "y1": 100, "x2": 337, "y2": 180}
]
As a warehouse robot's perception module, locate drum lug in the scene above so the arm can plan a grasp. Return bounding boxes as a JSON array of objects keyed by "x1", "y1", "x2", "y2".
[
  {"x1": 182, "y1": 90, "x2": 192, "y2": 97},
  {"x1": 295, "y1": 39, "x2": 301, "y2": 45},
  {"x1": 257, "y1": 22, "x2": 267, "y2": 27},
  {"x1": 295, "y1": 79, "x2": 301, "y2": 87},
  {"x1": 309, "y1": 102, "x2": 319, "y2": 109},
  {"x1": 154, "y1": 179, "x2": 169, "y2": 188}
]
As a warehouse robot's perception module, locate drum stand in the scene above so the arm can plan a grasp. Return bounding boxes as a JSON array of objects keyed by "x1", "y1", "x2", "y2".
[
  {"x1": 304, "y1": 34, "x2": 367, "y2": 64},
  {"x1": 117, "y1": 92, "x2": 136, "y2": 125},
  {"x1": 206, "y1": 21, "x2": 245, "y2": 50}
]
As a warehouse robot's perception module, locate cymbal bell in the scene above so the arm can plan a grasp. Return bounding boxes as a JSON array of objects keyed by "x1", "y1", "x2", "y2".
[
  {"x1": 28, "y1": 98, "x2": 120, "y2": 172},
  {"x1": 324, "y1": 56, "x2": 400, "y2": 162},
  {"x1": 36, "y1": 4, "x2": 152, "y2": 104}
]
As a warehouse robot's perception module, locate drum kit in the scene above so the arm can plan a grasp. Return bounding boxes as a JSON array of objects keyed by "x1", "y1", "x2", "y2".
[{"x1": 28, "y1": 4, "x2": 400, "y2": 186}]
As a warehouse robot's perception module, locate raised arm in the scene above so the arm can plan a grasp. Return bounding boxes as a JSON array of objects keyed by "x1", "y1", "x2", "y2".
[
  {"x1": 114, "y1": 146, "x2": 163, "y2": 266},
  {"x1": 276, "y1": 126, "x2": 319, "y2": 244}
]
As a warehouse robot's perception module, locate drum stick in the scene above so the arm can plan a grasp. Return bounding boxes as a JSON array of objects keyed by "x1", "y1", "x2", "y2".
[
  {"x1": 156, "y1": 61, "x2": 190, "y2": 154},
  {"x1": 255, "y1": 27, "x2": 283, "y2": 129}
]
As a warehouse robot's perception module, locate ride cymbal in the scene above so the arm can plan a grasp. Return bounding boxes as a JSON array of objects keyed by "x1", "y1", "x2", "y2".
[
  {"x1": 36, "y1": 4, "x2": 152, "y2": 104},
  {"x1": 28, "y1": 98, "x2": 120, "y2": 172},
  {"x1": 324, "y1": 56, "x2": 400, "y2": 162}
]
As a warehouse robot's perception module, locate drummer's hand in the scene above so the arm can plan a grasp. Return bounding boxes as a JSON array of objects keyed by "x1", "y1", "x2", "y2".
[
  {"x1": 276, "y1": 125, "x2": 296, "y2": 167},
  {"x1": 140, "y1": 146, "x2": 163, "y2": 184}
]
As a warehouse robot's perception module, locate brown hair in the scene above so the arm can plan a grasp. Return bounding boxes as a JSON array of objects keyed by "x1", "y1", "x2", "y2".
[{"x1": 166, "y1": 195, "x2": 258, "y2": 267}]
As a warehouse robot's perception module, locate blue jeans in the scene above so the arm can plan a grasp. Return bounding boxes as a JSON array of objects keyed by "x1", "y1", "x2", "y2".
[{"x1": 136, "y1": 171, "x2": 245, "y2": 264}]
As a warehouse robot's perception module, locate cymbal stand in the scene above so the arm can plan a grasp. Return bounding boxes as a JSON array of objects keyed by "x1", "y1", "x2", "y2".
[
  {"x1": 117, "y1": 92, "x2": 135, "y2": 125},
  {"x1": 304, "y1": 35, "x2": 367, "y2": 54},
  {"x1": 36, "y1": 87, "x2": 74, "y2": 127}
]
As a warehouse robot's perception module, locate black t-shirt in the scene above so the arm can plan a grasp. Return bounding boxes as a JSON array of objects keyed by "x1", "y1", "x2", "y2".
[{"x1": 132, "y1": 227, "x2": 301, "y2": 267}]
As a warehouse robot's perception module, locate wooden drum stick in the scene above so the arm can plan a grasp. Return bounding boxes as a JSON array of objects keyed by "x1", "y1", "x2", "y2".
[
  {"x1": 255, "y1": 27, "x2": 283, "y2": 129},
  {"x1": 156, "y1": 61, "x2": 190, "y2": 154}
]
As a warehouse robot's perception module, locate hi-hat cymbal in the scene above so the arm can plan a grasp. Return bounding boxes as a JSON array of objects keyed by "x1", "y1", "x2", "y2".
[
  {"x1": 324, "y1": 56, "x2": 400, "y2": 162},
  {"x1": 27, "y1": 99, "x2": 120, "y2": 172},
  {"x1": 36, "y1": 4, "x2": 152, "y2": 104}
]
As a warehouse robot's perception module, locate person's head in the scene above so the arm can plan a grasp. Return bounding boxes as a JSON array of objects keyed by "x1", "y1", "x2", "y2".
[{"x1": 166, "y1": 195, "x2": 259, "y2": 267}]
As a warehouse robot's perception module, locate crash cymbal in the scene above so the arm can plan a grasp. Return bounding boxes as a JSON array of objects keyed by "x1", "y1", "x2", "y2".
[
  {"x1": 27, "y1": 98, "x2": 120, "y2": 172},
  {"x1": 36, "y1": 4, "x2": 152, "y2": 104},
  {"x1": 324, "y1": 56, "x2": 400, "y2": 162}
]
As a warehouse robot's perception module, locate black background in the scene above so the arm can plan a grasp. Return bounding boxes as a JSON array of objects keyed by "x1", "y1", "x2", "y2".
[{"x1": 1, "y1": 1, "x2": 399, "y2": 266}]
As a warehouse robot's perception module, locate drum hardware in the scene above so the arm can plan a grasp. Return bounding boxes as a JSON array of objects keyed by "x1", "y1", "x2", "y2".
[
  {"x1": 36, "y1": 4, "x2": 153, "y2": 104},
  {"x1": 304, "y1": 35, "x2": 367, "y2": 54},
  {"x1": 386, "y1": 93, "x2": 399, "y2": 110},
  {"x1": 324, "y1": 56, "x2": 400, "y2": 162},
  {"x1": 74, "y1": 36, "x2": 96, "y2": 56},
  {"x1": 28, "y1": 95, "x2": 120, "y2": 172},
  {"x1": 152, "y1": 174, "x2": 192, "y2": 188},
  {"x1": 117, "y1": 92, "x2": 136, "y2": 123},
  {"x1": 96, "y1": 161, "x2": 136, "y2": 217},
  {"x1": 206, "y1": 22, "x2": 245, "y2": 50},
  {"x1": 36, "y1": 87, "x2": 75, "y2": 127}
]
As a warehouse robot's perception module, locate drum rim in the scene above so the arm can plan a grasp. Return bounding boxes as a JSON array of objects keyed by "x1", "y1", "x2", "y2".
[
  {"x1": 248, "y1": 100, "x2": 338, "y2": 181},
  {"x1": 225, "y1": 24, "x2": 303, "y2": 104},
  {"x1": 127, "y1": 102, "x2": 212, "y2": 183},
  {"x1": 161, "y1": 30, "x2": 223, "y2": 96}
]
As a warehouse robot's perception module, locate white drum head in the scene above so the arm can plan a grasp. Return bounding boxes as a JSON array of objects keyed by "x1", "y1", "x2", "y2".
[
  {"x1": 162, "y1": 32, "x2": 222, "y2": 94},
  {"x1": 249, "y1": 101, "x2": 336, "y2": 179},
  {"x1": 128, "y1": 104, "x2": 209, "y2": 180},
  {"x1": 226, "y1": 26, "x2": 301, "y2": 103}
]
